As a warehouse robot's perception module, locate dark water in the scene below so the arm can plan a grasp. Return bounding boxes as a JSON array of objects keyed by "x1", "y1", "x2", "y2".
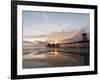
[{"x1": 22, "y1": 48, "x2": 89, "y2": 69}]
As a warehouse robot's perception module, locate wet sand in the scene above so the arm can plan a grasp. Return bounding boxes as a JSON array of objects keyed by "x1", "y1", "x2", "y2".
[{"x1": 22, "y1": 50, "x2": 88, "y2": 69}]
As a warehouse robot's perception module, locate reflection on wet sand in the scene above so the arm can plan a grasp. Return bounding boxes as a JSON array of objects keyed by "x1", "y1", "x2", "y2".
[{"x1": 23, "y1": 49, "x2": 89, "y2": 69}]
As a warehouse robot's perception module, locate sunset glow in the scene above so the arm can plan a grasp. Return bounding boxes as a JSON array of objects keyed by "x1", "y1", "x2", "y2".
[
  {"x1": 22, "y1": 10, "x2": 90, "y2": 69},
  {"x1": 23, "y1": 11, "x2": 89, "y2": 43}
]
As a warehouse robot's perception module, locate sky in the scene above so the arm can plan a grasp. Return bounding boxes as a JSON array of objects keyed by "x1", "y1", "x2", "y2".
[{"x1": 22, "y1": 11, "x2": 89, "y2": 42}]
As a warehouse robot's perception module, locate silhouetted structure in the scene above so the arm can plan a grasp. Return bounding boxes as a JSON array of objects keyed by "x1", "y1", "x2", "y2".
[
  {"x1": 82, "y1": 33, "x2": 88, "y2": 41},
  {"x1": 59, "y1": 33, "x2": 89, "y2": 55},
  {"x1": 46, "y1": 43, "x2": 60, "y2": 48}
]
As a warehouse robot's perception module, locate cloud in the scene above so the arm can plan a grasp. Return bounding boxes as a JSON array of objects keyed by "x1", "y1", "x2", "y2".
[{"x1": 30, "y1": 30, "x2": 78, "y2": 41}]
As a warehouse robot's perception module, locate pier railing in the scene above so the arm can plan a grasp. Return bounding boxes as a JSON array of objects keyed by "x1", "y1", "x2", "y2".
[{"x1": 60, "y1": 40, "x2": 89, "y2": 55}]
